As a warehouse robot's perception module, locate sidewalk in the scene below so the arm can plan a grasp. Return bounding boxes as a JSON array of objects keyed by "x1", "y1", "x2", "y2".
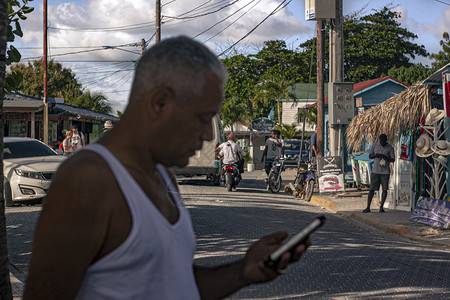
[{"x1": 276, "y1": 169, "x2": 450, "y2": 248}]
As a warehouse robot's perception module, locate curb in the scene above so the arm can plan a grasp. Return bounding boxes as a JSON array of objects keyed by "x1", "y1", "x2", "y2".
[{"x1": 309, "y1": 194, "x2": 450, "y2": 248}]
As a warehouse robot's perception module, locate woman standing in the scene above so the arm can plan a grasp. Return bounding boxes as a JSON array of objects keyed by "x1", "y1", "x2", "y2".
[{"x1": 62, "y1": 131, "x2": 74, "y2": 156}]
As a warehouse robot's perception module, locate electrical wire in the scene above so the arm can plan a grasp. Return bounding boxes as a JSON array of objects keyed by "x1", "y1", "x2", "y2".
[
  {"x1": 203, "y1": 0, "x2": 262, "y2": 42},
  {"x1": 194, "y1": 0, "x2": 260, "y2": 38},
  {"x1": 433, "y1": 0, "x2": 450, "y2": 5},
  {"x1": 218, "y1": 0, "x2": 292, "y2": 56},
  {"x1": 163, "y1": 0, "x2": 239, "y2": 20}
]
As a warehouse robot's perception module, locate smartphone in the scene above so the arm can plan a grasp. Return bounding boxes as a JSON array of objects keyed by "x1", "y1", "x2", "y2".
[{"x1": 264, "y1": 215, "x2": 326, "y2": 268}]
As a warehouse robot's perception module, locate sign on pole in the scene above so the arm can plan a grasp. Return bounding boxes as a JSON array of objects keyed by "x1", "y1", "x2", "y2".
[{"x1": 317, "y1": 156, "x2": 345, "y2": 193}]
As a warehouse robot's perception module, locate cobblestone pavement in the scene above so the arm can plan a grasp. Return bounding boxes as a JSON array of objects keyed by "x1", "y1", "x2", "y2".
[
  {"x1": 5, "y1": 172, "x2": 450, "y2": 299},
  {"x1": 179, "y1": 175, "x2": 450, "y2": 300}
]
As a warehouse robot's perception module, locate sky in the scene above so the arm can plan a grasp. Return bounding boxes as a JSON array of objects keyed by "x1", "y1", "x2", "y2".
[{"x1": 13, "y1": 0, "x2": 450, "y2": 115}]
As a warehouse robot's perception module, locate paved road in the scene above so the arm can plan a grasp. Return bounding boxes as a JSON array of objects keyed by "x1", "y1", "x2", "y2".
[
  {"x1": 5, "y1": 173, "x2": 450, "y2": 299},
  {"x1": 179, "y1": 176, "x2": 450, "y2": 299}
]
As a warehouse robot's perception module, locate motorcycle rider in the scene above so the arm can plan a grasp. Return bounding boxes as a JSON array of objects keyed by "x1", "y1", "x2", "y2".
[
  {"x1": 216, "y1": 134, "x2": 245, "y2": 184},
  {"x1": 261, "y1": 129, "x2": 285, "y2": 188}
]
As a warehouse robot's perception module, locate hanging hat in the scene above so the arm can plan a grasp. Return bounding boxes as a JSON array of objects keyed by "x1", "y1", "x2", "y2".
[
  {"x1": 425, "y1": 108, "x2": 445, "y2": 125},
  {"x1": 435, "y1": 155, "x2": 448, "y2": 166},
  {"x1": 102, "y1": 120, "x2": 114, "y2": 132},
  {"x1": 431, "y1": 140, "x2": 450, "y2": 156},
  {"x1": 415, "y1": 133, "x2": 433, "y2": 157}
]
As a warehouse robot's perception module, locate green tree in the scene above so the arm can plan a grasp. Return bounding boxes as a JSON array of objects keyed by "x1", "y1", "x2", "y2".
[
  {"x1": 275, "y1": 123, "x2": 301, "y2": 140},
  {"x1": 299, "y1": 6, "x2": 428, "y2": 83},
  {"x1": 253, "y1": 71, "x2": 296, "y2": 124},
  {"x1": 4, "y1": 0, "x2": 34, "y2": 93},
  {"x1": 2, "y1": 1, "x2": 34, "y2": 298},
  {"x1": 387, "y1": 64, "x2": 432, "y2": 85},
  {"x1": 430, "y1": 32, "x2": 450, "y2": 71},
  {"x1": 0, "y1": 0, "x2": 13, "y2": 297},
  {"x1": 8, "y1": 60, "x2": 112, "y2": 113},
  {"x1": 297, "y1": 107, "x2": 317, "y2": 127}
]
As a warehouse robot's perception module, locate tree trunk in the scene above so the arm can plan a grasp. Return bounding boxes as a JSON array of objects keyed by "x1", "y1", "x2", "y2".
[{"x1": 0, "y1": 0, "x2": 13, "y2": 298}]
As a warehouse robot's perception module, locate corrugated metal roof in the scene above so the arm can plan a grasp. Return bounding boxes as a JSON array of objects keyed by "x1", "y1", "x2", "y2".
[
  {"x1": 423, "y1": 63, "x2": 450, "y2": 85},
  {"x1": 53, "y1": 104, "x2": 120, "y2": 121}
]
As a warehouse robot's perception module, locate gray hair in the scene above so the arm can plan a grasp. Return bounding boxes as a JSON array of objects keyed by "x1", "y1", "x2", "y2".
[{"x1": 129, "y1": 36, "x2": 227, "y2": 103}]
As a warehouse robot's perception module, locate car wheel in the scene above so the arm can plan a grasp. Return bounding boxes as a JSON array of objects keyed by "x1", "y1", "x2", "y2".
[{"x1": 3, "y1": 181, "x2": 15, "y2": 207}]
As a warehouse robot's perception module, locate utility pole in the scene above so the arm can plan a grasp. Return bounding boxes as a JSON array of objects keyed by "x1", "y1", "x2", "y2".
[
  {"x1": 141, "y1": 38, "x2": 146, "y2": 56},
  {"x1": 43, "y1": 0, "x2": 48, "y2": 145},
  {"x1": 155, "y1": 0, "x2": 161, "y2": 43},
  {"x1": 316, "y1": 20, "x2": 325, "y2": 157},
  {"x1": 329, "y1": 0, "x2": 343, "y2": 156}
]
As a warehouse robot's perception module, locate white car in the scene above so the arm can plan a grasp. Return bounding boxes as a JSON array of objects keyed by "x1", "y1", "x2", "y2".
[{"x1": 3, "y1": 137, "x2": 66, "y2": 206}]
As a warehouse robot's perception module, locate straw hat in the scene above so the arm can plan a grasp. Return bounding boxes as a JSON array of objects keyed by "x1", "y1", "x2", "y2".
[
  {"x1": 435, "y1": 155, "x2": 448, "y2": 166},
  {"x1": 431, "y1": 140, "x2": 450, "y2": 156},
  {"x1": 415, "y1": 133, "x2": 433, "y2": 157},
  {"x1": 102, "y1": 120, "x2": 114, "y2": 132},
  {"x1": 425, "y1": 108, "x2": 445, "y2": 125}
]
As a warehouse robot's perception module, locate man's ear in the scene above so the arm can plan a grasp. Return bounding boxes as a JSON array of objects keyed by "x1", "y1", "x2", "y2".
[{"x1": 146, "y1": 87, "x2": 176, "y2": 118}]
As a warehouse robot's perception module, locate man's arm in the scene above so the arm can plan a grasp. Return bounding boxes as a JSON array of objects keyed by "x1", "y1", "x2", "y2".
[
  {"x1": 24, "y1": 154, "x2": 118, "y2": 300},
  {"x1": 194, "y1": 232, "x2": 310, "y2": 300},
  {"x1": 261, "y1": 147, "x2": 267, "y2": 163}
]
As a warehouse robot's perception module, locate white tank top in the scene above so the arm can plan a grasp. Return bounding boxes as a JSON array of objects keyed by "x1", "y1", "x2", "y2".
[{"x1": 75, "y1": 144, "x2": 200, "y2": 300}]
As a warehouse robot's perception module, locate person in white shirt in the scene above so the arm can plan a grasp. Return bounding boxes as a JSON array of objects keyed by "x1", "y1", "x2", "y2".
[
  {"x1": 71, "y1": 124, "x2": 85, "y2": 151},
  {"x1": 217, "y1": 133, "x2": 245, "y2": 165}
]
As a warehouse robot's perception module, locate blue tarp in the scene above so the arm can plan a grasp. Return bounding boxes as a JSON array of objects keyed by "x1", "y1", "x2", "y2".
[{"x1": 352, "y1": 151, "x2": 374, "y2": 162}]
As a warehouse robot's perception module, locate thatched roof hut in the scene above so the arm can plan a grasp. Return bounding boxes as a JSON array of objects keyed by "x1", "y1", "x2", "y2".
[{"x1": 346, "y1": 83, "x2": 431, "y2": 151}]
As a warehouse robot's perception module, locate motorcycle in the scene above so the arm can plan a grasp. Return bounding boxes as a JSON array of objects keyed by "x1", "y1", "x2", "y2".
[
  {"x1": 267, "y1": 157, "x2": 285, "y2": 193},
  {"x1": 291, "y1": 160, "x2": 317, "y2": 201},
  {"x1": 221, "y1": 162, "x2": 241, "y2": 192}
]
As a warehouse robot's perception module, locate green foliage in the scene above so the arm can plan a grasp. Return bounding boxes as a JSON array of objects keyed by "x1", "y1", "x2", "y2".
[
  {"x1": 116, "y1": 111, "x2": 123, "y2": 117},
  {"x1": 275, "y1": 123, "x2": 301, "y2": 140},
  {"x1": 387, "y1": 64, "x2": 432, "y2": 85},
  {"x1": 344, "y1": 7, "x2": 427, "y2": 82},
  {"x1": 297, "y1": 107, "x2": 317, "y2": 127},
  {"x1": 430, "y1": 32, "x2": 450, "y2": 71},
  {"x1": 4, "y1": 0, "x2": 34, "y2": 92},
  {"x1": 8, "y1": 59, "x2": 112, "y2": 113}
]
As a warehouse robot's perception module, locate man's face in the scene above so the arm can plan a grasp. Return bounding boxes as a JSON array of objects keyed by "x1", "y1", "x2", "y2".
[
  {"x1": 159, "y1": 71, "x2": 224, "y2": 167},
  {"x1": 380, "y1": 136, "x2": 387, "y2": 146}
]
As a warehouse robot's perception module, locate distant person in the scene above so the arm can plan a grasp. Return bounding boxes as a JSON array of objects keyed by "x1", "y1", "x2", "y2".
[
  {"x1": 261, "y1": 129, "x2": 285, "y2": 178},
  {"x1": 24, "y1": 36, "x2": 311, "y2": 300},
  {"x1": 102, "y1": 120, "x2": 114, "y2": 134},
  {"x1": 310, "y1": 127, "x2": 318, "y2": 163},
  {"x1": 216, "y1": 133, "x2": 245, "y2": 176},
  {"x1": 62, "y1": 131, "x2": 74, "y2": 156},
  {"x1": 363, "y1": 134, "x2": 395, "y2": 213},
  {"x1": 71, "y1": 124, "x2": 85, "y2": 150}
]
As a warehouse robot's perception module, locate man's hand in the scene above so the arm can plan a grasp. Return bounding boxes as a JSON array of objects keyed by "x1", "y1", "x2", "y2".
[{"x1": 241, "y1": 232, "x2": 310, "y2": 284}]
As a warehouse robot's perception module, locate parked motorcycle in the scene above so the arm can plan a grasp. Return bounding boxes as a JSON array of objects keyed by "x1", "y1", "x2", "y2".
[
  {"x1": 221, "y1": 163, "x2": 241, "y2": 192},
  {"x1": 267, "y1": 157, "x2": 285, "y2": 193},
  {"x1": 292, "y1": 160, "x2": 317, "y2": 201}
]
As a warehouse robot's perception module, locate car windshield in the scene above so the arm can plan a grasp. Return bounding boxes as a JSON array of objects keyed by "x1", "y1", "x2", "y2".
[
  {"x1": 285, "y1": 142, "x2": 308, "y2": 151},
  {"x1": 4, "y1": 141, "x2": 57, "y2": 159}
]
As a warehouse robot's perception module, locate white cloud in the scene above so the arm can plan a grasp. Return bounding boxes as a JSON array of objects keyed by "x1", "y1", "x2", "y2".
[{"x1": 16, "y1": 0, "x2": 308, "y2": 113}]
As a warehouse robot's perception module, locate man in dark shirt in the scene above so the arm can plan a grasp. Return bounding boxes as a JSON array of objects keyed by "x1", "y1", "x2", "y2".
[{"x1": 363, "y1": 134, "x2": 395, "y2": 213}]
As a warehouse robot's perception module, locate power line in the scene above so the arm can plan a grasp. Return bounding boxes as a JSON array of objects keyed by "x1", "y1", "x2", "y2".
[
  {"x1": 194, "y1": 0, "x2": 260, "y2": 38},
  {"x1": 218, "y1": 0, "x2": 292, "y2": 56},
  {"x1": 163, "y1": 0, "x2": 239, "y2": 20},
  {"x1": 433, "y1": 0, "x2": 450, "y2": 5}
]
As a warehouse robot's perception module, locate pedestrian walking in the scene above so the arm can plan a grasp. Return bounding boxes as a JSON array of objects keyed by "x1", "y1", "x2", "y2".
[
  {"x1": 62, "y1": 130, "x2": 74, "y2": 156},
  {"x1": 24, "y1": 36, "x2": 311, "y2": 300},
  {"x1": 363, "y1": 134, "x2": 395, "y2": 213},
  {"x1": 71, "y1": 124, "x2": 85, "y2": 150}
]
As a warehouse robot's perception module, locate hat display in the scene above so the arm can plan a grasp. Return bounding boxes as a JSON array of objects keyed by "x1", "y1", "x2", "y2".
[
  {"x1": 435, "y1": 155, "x2": 448, "y2": 166},
  {"x1": 431, "y1": 140, "x2": 450, "y2": 156},
  {"x1": 102, "y1": 120, "x2": 114, "y2": 132},
  {"x1": 425, "y1": 108, "x2": 445, "y2": 125},
  {"x1": 415, "y1": 133, "x2": 433, "y2": 157}
]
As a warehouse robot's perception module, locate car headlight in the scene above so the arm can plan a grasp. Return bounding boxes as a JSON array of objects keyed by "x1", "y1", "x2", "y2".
[{"x1": 14, "y1": 169, "x2": 43, "y2": 180}]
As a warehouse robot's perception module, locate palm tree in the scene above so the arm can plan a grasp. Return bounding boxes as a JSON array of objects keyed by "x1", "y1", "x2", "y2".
[
  {"x1": 0, "y1": 0, "x2": 13, "y2": 297},
  {"x1": 276, "y1": 123, "x2": 302, "y2": 140},
  {"x1": 252, "y1": 72, "x2": 296, "y2": 124}
]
